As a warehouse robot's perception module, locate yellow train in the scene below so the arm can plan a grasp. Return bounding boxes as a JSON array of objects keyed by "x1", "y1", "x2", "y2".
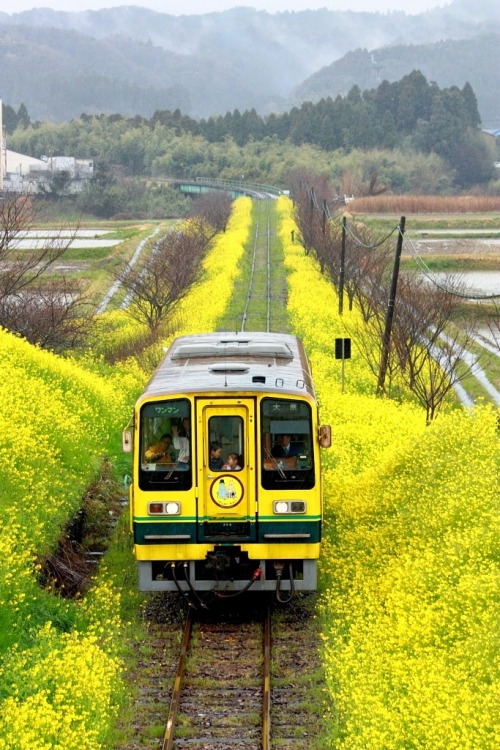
[{"x1": 123, "y1": 331, "x2": 331, "y2": 602}]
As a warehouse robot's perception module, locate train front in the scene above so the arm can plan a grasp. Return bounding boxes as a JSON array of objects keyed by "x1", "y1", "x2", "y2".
[{"x1": 125, "y1": 333, "x2": 330, "y2": 602}]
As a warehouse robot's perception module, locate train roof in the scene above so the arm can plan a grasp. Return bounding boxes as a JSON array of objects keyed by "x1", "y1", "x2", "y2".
[{"x1": 139, "y1": 332, "x2": 316, "y2": 401}]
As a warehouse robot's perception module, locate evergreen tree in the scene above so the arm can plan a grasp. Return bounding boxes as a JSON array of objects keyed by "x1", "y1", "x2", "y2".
[
  {"x1": 17, "y1": 103, "x2": 31, "y2": 130},
  {"x1": 396, "y1": 70, "x2": 432, "y2": 135},
  {"x1": 2, "y1": 103, "x2": 19, "y2": 134},
  {"x1": 461, "y1": 82, "x2": 481, "y2": 128}
]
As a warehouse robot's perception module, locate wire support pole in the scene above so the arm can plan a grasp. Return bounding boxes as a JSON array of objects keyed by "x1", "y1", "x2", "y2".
[
  {"x1": 377, "y1": 215, "x2": 406, "y2": 394},
  {"x1": 339, "y1": 215, "x2": 346, "y2": 315}
]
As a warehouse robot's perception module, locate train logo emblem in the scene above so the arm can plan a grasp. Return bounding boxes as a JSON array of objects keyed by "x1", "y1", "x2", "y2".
[{"x1": 211, "y1": 475, "x2": 244, "y2": 508}]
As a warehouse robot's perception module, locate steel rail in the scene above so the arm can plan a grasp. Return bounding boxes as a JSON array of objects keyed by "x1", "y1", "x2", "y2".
[
  {"x1": 265, "y1": 199, "x2": 271, "y2": 333},
  {"x1": 241, "y1": 214, "x2": 259, "y2": 331},
  {"x1": 160, "y1": 606, "x2": 274, "y2": 748},
  {"x1": 241, "y1": 199, "x2": 272, "y2": 333},
  {"x1": 161, "y1": 611, "x2": 193, "y2": 750}
]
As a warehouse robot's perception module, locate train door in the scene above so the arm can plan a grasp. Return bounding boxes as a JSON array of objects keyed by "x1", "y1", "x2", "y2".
[{"x1": 196, "y1": 399, "x2": 256, "y2": 542}]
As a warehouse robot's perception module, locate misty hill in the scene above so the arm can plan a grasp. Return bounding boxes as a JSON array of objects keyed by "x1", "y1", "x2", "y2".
[
  {"x1": 0, "y1": 0, "x2": 498, "y2": 124},
  {"x1": 293, "y1": 33, "x2": 500, "y2": 129}
]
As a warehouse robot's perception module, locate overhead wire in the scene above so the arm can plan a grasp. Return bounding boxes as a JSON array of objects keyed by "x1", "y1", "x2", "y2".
[
  {"x1": 344, "y1": 220, "x2": 400, "y2": 249},
  {"x1": 308, "y1": 184, "x2": 400, "y2": 249},
  {"x1": 303, "y1": 182, "x2": 500, "y2": 301},
  {"x1": 404, "y1": 232, "x2": 500, "y2": 300}
]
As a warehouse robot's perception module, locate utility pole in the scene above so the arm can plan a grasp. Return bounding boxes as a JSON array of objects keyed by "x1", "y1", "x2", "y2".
[
  {"x1": 338, "y1": 216, "x2": 346, "y2": 315},
  {"x1": 377, "y1": 216, "x2": 406, "y2": 393}
]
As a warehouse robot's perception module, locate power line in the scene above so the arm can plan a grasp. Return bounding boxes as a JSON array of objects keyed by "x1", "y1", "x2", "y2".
[
  {"x1": 404, "y1": 234, "x2": 500, "y2": 300},
  {"x1": 302, "y1": 182, "x2": 500, "y2": 300}
]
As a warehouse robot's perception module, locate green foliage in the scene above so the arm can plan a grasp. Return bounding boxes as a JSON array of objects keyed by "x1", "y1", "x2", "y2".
[
  {"x1": 6, "y1": 70, "x2": 495, "y2": 207},
  {"x1": 296, "y1": 32, "x2": 500, "y2": 131}
]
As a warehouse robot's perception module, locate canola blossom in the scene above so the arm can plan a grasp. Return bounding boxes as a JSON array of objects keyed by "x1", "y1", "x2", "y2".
[
  {"x1": 0, "y1": 328, "x2": 141, "y2": 748},
  {"x1": 170, "y1": 197, "x2": 252, "y2": 336},
  {"x1": 0, "y1": 198, "x2": 252, "y2": 750},
  {"x1": 277, "y1": 195, "x2": 499, "y2": 750},
  {"x1": 3, "y1": 194, "x2": 497, "y2": 750}
]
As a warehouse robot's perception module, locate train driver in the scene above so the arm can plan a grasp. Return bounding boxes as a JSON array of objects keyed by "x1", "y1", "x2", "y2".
[{"x1": 271, "y1": 434, "x2": 303, "y2": 459}]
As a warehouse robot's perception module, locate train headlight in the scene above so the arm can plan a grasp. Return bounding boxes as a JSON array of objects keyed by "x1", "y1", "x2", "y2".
[
  {"x1": 273, "y1": 500, "x2": 306, "y2": 514},
  {"x1": 147, "y1": 501, "x2": 181, "y2": 515}
]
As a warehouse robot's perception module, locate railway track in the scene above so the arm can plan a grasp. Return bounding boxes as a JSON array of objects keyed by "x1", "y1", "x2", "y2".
[
  {"x1": 117, "y1": 199, "x2": 325, "y2": 750},
  {"x1": 219, "y1": 199, "x2": 288, "y2": 335},
  {"x1": 159, "y1": 598, "x2": 323, "y2": 750},
  {"x1": 241, "y1": 199, "x2": 272, "y2": 333}
]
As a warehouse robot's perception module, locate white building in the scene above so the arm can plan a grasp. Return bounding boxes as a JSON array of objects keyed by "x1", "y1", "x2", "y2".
[
  {"x1": 3, "y1": 149, "x2": 47, "y2": 192},
  {"x1": 1, "y1": 98, "x2": 93, "y2": 193},
  {"x1": 32, "y1": 155, "x2": 94, "y2": 177},
  {"x1": 2, "y1": 150, "x2": 94, "y2": 194}
]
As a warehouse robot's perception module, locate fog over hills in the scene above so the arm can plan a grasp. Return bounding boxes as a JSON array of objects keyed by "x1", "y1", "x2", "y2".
[{"x1": 0, "y1": 0, "x2": 498, "y2": 125}]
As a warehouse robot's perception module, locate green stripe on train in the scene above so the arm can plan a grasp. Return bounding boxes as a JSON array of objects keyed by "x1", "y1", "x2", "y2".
[{"x1": 134, "y1": 518, "x2": 321, "y2": 544}]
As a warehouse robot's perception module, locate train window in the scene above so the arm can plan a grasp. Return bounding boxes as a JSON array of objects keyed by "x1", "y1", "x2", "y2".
[
  {"x1": 261, "y1": 398, "x2": 315, "y2": 489},
  {"x1": 138, "y1": 399, "x2": 192, "y2": 490},
  {"x1": 208, "y1": 416, "x2": 244, "y2": 471}
]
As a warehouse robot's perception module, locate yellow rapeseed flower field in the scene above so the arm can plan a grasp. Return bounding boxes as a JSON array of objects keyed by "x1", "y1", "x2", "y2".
[
  {"x1": 0, "y1": 198, "x2": 253, "y2": 750},
  {"x1": 277, "y1": 195, "x2": 499, "y2": 750},
  {"x1": 2, "y1": 195, "x2": 497, "y2": 749}
]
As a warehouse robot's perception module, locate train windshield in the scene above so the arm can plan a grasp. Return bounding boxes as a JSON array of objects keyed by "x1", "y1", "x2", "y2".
[
  {"x1": 261, "y1": 397, "x2": 315, "y2": 489},
  {"x1": 138, "y1": 398, "x2": 192, "y2": 490}
]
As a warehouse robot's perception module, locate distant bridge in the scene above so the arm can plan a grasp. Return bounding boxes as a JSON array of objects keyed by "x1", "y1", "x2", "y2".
[{"x1": 168, "y1": 177, "x2": 288, "y2": 200}]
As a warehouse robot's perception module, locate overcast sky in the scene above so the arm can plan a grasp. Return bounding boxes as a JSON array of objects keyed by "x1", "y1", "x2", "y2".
[{"x1": 1, "y1": 1, "x2": 451, "y2": 16}]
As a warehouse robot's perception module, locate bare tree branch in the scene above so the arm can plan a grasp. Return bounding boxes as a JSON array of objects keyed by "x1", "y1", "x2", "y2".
[
  {"x1": 1, "y1": 279, "x2": 96, "y2": 352},
  {"x1": 189, "y1": 191, "x2": 233, "y2": 236},
  {"x1": 0, "y1": 195, "x2": 73, "y2": 299},
  {"x1": 485, "y1": 302, "x2": 500, "y2": 351},
  {"x1": 0, "y1": 193, "x2": 92, "y2": 351},
  {"x1": 392, "y1": 275, "x2": 478, "y2": 422},
  {"x1": 119, "y1": 227, "x2": 206, "y2": 334}
]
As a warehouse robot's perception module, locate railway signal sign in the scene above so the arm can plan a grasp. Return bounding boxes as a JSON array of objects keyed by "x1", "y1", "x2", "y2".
[
  {"x1": 335, "y1": 338, "x2": 351, "y2": 359},
  {"x1": 334, "y1": 337, "x2": 351, "y2": 393}
]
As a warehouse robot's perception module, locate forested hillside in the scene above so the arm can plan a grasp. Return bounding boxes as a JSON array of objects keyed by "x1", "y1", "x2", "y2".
[
  {"x1": 6, "y1": 72, "x2": 496, "y2": 205},
  {"x1": 0, "y1": 0, "x2": 498, "y2": 123},
  {"x1": 294, "y1": 32, "x2": 500, "y2": 129}
]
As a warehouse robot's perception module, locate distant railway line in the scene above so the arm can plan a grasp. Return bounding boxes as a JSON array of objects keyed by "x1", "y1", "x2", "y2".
[{"x1": 218, "y1": 199, "x2": 289, "y2": 335}]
